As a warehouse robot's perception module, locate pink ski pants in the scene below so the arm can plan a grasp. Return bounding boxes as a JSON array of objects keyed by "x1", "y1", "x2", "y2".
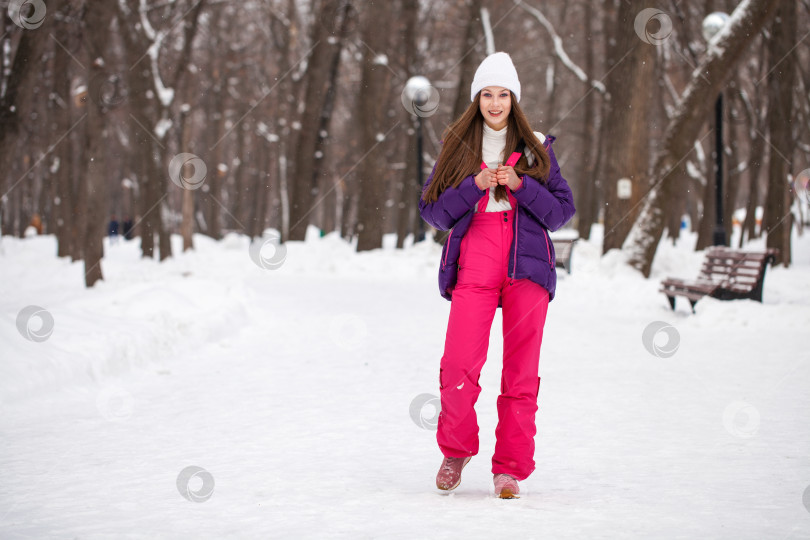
[{"x1": 437, "y1": 209, "x2": 549, "y2": 481}]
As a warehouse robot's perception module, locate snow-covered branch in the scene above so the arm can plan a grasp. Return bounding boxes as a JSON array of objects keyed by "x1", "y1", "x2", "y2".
[
  {"x1": 517, "y1": 0, "x2": 606, "y2": 95},
  {"x1": 117, "y1": 0, "x2": 132, "y2": 18},
  {"x1": 480, "y1": 7, "x2": 495, "y2": 55},
  {"x1": 663, "y1": 74, "x2": 679, "y2": 116},
  {"x1": 138, "y1": 0, "x2": 157, "y2": 41},
  {"x1": 147, "y1": 38, "x2": 174, "y2": 107}
]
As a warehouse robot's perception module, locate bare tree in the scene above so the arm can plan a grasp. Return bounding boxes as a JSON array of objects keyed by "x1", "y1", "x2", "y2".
[
  {"x1": 114, "y1": 0, "x2": 205, "y2": 260},
  {"x1": 51, "y1": 2, "x2": 83, "y2": 258},
  {"x1": 762, "y1": 0, "x2": 796, "y2": 266},
  {"x1": 450, "y1": 0, "x2": 484, "y2": 121},
  {"x1": 575, "y1": 0, "x2": 600, "y2": 240},
  {"x1": 82, "y1": 1, "x2": 116, "y2": 286},
  {"x1": 2, "y1": 0, "x2": 807, "y2": 273},
  {"x1": 625, "y1": 0, "x2": 779, "y2": 277},
  {"x1": 600, "y1": 0, "x2": 655, "y2": 254},
  {"x1": 355, "y1": 0, "x2": 395, "y2": 252},
  {"x1": 0, "y1": 4, "x2": 57, "y2": 237},
  {"x1": 287, "y1": 0, "x2": 353, "y2": 241},
  {"x1": 394, "y1": 0, "x2": 420, "y2": 249}
]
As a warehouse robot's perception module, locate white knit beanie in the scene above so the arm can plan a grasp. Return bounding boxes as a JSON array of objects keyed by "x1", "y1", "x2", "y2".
[{"x1": 470, "y1": 52, "x2": 521, "y2": 103}]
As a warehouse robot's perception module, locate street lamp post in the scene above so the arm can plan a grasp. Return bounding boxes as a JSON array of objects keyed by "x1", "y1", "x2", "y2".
[
  {"x1": 403, "y1": 76, "x2": 433, "y2": 243},
  {"x1": 415, "y1": 112, "x2": 425, "y2": 242},
  {"x1": 703, "y1": 12, "x2": 730, "y2": 246}
]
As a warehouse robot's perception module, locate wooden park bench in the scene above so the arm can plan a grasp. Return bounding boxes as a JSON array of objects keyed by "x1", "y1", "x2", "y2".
[
  {"x1": 660, "y1": 247, "x2": 778, "y2": 312},
  {"x1": 551, "y1": 237, "x2": 577, "y2": 274}
]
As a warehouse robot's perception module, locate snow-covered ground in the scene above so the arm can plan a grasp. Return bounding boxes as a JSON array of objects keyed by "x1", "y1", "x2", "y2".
[{"x1": 1, "y1": 225, "x2": 809, "y2": 539}]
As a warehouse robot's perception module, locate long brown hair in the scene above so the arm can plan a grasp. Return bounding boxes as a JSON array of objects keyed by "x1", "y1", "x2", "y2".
[{"x1": 422, "y1": 92, "x2": 551, "y2": 204}]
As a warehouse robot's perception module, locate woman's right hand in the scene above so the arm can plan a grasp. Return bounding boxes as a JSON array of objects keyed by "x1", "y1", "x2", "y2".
[{"x1": 475, "y1": 168, "x2": 498, "y2": 191}]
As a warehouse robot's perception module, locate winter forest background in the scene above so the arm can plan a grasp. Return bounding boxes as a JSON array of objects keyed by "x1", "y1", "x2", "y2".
[
  {"x1": 3, "y1": 1, "x2": 810, "y2": 536},
  {"x1": 1, "y1": 0, "x2": 808, "y2": 282}
]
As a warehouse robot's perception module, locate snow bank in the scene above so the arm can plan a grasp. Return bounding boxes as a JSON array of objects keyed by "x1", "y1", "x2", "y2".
[
  {"x1": 0, "y1": 235, "x2": 251, "y2": 404},
  {"x1": 1, "y1": 224, "x2": 808, "y2": 539}
]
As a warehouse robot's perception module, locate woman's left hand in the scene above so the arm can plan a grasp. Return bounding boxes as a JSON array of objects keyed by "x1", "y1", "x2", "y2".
[{"x1": 496, "y1": 165, "x2": 522, "y2": 190}]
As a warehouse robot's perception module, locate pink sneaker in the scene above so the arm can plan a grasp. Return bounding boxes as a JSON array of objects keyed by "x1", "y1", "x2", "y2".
[
  {"x1": 493, "y1": 474, "x2": 520, "y2": 499},
  {"x1": 435, "y1": 456, "x2": 471, "y2": 491}
]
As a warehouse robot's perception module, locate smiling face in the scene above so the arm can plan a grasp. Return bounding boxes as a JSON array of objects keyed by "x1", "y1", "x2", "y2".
[{"x1": 479, "y1": 86, "x2": 512, "y2": 130}]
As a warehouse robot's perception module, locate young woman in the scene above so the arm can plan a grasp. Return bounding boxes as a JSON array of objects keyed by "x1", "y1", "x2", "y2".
[{"x1": 419, "y1": 52, "x2": 575, "y2": 499}]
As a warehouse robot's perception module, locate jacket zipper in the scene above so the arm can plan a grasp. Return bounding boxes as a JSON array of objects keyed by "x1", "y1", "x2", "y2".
[
  {"x1": 442, "y1": 228, "x2": 452, "y2": 268},
  {"x1": 511, "y1": 205, "x2": 519, "y2": 280},
  {"x1": 543, "y1": 228, "x2": 553, "y2": 269}
]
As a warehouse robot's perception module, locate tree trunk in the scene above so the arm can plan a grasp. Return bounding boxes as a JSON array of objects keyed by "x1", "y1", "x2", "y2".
[
  {"x1": 52, "y1": 4, "x2": 78, "y2": 257},
  {"x1": 355, "y1": 0, "x2": 393, "y2": 252},
  {"x1": 157, "y1": 152, "x2": 173, "y2": 261},
  {"x1": 249, "y1": 152, "x2": 270, "y2": 239},
  {"x1": 115, "y1": 0, "x2": 204, "y2": 260},
  {"x1": 723, "y1": 87, "x2": 745, "y2": 246},
  {"x1": 695, "y1": 136, "x2": 717, "y2": 250},
  {"x1": 740, "y1": 66, "x2": 769, "y2": 246},
  {"x1": 179, "y1": 106, "x2": 194, "y2": 251},
  {"x1": 601, "y1": 0, "x2": 654, "y2": 254},
  {"x1": 740, "y1": 129, "x2": 764, "y2": 246},
  {"x1": 395, "y1": 0, "x2": 419, "y2": 249},
  {"x1": 576, "y1": 0, "x2": 598, "y2": 240},
  {"x1": 70, "y1": 120, "x2": 87, "y2": 261},
  {"x1": 762, "y1": 0, "x2": 796, "y2": 266},
  {"x1": 313, "y1": 1, "x2": 353, "y2": 236},
  {"x1": 0, "y1": 9, "x2": 56, "y2": 241},
  {"x1": 451, "y1": 0, "x2": 483, "y2": 121},
  {"x1": 287, "y1": 0, "x2": 350, "y2": 241},
  {"x1": 625, "y1": 0, "x2": 779, "y2": 277},
  {"x1": 83, "y1": 3, "x2": 115, "y2": 287},
  {"x1": 231, "y1": 111, "x2": 248, "y2": 232},
  {"x1": 0, "y1": 19, "x2": 48, "y2": 189},
  {"x1": 589, "y1": 0, "x2": 620, "y2": 244},
  {"x1": 117, "y1": 21, "x2": 159, "y2": 257},
  {"x1": 543, "y1": 4, "x2": 567, "y2": 130}
]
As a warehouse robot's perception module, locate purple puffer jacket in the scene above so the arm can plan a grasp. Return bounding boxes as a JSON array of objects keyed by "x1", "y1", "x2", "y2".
[{"x1": 419, "y1": 136, "x2": 575, "y2": 302}]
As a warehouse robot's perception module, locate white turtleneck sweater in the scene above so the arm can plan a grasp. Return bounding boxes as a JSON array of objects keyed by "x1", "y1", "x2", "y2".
[
  {"x1": 479, "y1": 123, "x2": 546, "y2": 212},
  {"x1": 480, "y1": 123, "x2": 512, "y2": 212}
]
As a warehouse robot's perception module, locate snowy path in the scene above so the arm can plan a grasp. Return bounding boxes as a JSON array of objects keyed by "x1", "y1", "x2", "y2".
[{"x1": 1, "y1": 232, "x2": 809, "y2": 539}]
